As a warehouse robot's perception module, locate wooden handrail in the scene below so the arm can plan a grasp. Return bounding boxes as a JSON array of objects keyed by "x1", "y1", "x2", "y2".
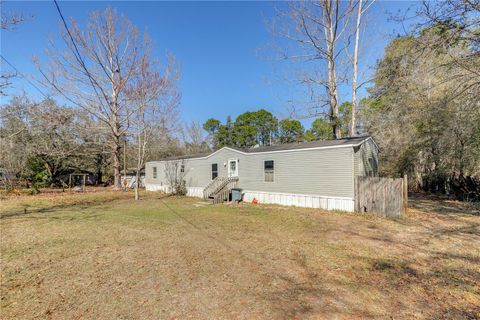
[
  {"x1": 203, "y1": 177, "x2": 226, "y2": 199},
  {"x1": 204, "y1": 176, "x2": 239, "y2": 203},
  {"x1": 204, "y1": 176, "x2": 238, "y2": 199},
  {"x1": 211, "y1": 177, "x2": 237, "y2": 195},
  {"x1": 212, "y1": 178, "x2": 238, "y2": 204},
  {"x1": 203, "y1": 177, "x2": 222, "y2": 195}
]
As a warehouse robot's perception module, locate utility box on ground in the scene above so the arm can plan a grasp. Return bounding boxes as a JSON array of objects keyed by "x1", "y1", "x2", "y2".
[{"x1": 231, "y1": 188, "x2": 243, "y2": 202}]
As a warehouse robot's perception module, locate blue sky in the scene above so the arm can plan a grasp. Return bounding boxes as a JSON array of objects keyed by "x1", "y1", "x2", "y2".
[{"x1": 1, "y1": 1, "x2": 415, "y2": 127}]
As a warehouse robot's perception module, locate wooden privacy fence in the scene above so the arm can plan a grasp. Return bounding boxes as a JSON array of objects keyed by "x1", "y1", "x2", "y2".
[{"x1": 355, "y1": 176, "x2": 408, "y2": 218}]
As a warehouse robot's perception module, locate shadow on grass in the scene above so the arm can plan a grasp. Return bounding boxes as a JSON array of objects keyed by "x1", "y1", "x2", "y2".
[
  {"x1": 1, "y1": 193, "x2": 171, "y2": 220},
  {"x1": 430, "y1": 305, "x2": 480, "y2": 320},
  {"x1": 261, "y1": 252, "x2": 381, "y2": 319},
  {"x1": 48, "y1": 211, "x2": 104, "y2": 221},
  {"x1": 434, "y1": 252, "x2": 480, "y2": 264},
  {"x1": 411, "y1": 197, "x2": 480, "y2": 216},
  {"x1": 431, "y1": 223, "x2": 480, "y2": 239},
  {"x1": 285, "y1": 209, "x2": 480, "y2": 318},
  {"x1": 2, "y1": 198, "x2": 125, "y2": 220},
  {"x1": 351, "y1": 254, "x2": 480, "y2": 318},
  {"x1": 1, "y1": 203, "x2": 82, "y2": 219},
  {"x1": 0, "y1": 204, "x2": 107, "y2": 223},
  {"x1": 266, "y1": 274, "x2": 323, "y2": 319}
]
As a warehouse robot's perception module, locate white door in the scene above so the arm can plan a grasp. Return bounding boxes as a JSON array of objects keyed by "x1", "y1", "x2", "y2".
[{"x1": 228, "y1": 159, "x2": 238, "y2": 177}]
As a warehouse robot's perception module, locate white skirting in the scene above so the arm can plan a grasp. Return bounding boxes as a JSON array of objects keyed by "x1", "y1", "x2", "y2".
[
  {"x1": 145, "y1": 183, "x2": 354, "y2": 212},
  {"x1": 242, "y1": 190, "x2": 354, "y2": 212},
  {"x1": 145, "y1": 183, "x2": 203, "y2": 198},
  {"x1": 186, "y1": 187, "x2": 203, "y2": 198},
  {"x1": 145, "y1": 184, "x2": 170, "y2": 193}
]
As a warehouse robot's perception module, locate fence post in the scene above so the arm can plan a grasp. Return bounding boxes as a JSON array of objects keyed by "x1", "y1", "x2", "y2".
[{"x1": 403, "y1": 174, "x2": 408, "y2": 214}]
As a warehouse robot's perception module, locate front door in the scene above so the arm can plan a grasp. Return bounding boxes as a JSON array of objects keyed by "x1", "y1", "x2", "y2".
[{"x1": 228, "y1": 159, "x2": 238, "y2": 177}]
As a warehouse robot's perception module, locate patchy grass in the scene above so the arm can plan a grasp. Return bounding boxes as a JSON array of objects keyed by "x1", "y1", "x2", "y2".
[
  {"x1": 1, "y1": 192, "x2": 479, "y2": 319},
  {"x1": 0, "y1": 188, "x2": 144, "y2": 217}
]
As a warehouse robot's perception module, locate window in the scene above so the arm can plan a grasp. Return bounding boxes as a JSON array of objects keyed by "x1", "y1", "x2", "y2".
[
  {"x1": 153, "y1": 166, "x2": 157, "y2": 179},
  {"x1": 180, "y1": 164, "x2": 185, "y2": 173},
  {"x1": 264, "y1": 160, "x2": 274, "y2": 182},
  {"x1": 211, "y1": 163, "x2": 218, "y2": 180}
]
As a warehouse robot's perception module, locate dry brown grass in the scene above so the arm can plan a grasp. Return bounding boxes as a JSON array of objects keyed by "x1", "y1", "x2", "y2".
[{"x1": 1, "y1": 192, "x2": 479, "y2": 319}]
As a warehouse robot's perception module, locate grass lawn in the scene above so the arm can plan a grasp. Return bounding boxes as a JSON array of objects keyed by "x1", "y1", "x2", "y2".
[{"x1": 1, "y1": 191, "x2": 479, "y2": 319}]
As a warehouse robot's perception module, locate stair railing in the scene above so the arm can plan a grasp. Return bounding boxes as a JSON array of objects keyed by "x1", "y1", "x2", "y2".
[
  {"x1": 212, "y1": 177, "x2": 239, "y2": 204},
  {"x1": 203, "y1": 177, "x2": 227, "y2": 199}
]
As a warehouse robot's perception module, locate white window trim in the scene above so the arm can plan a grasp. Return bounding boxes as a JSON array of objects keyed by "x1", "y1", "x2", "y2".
[
  {"x1": 264, "y1": 160, "x2": 274, "y2": 183},
  {"x1": 211, "y1": 163, "x2": 218, "y2": 180},
  {"x1": 227, "y1": 158, "x2": 239, "y2": 177}
]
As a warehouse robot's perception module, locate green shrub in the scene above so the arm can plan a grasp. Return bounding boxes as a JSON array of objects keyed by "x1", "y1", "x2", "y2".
[
  {"x1": 25, "y1": 157, "x2": 50, "y2": 191},
  {"x1": 175, "y1": 180, "x2": 187, "y2": 196}
]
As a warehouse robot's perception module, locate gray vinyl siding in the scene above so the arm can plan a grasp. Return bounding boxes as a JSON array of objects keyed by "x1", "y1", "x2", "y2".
[
  {"x1": 146, "y1": 146, "x2": 355, "y2": 199},
  {"x1": 145, "y1": 149, "x2": 241, "y2": 187},
  {"x1": 145, "y1": 162, "x2": 165, "y2": 185},
  {"x1": 354, "y1": 139, "x2": 379, "y2": 176},
  {"x1": 239, "y1": 148, "x2": 354, "y2": 198}
]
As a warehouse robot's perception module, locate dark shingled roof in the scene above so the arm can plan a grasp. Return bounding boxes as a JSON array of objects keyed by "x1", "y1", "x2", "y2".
[{"x1": 160, "y1": 136, "x2": 372, "y2": 161}]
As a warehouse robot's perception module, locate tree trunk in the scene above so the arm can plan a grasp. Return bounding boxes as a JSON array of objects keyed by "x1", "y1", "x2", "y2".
[
  {"x1": 112, "y1": 136, "x2": 122, "y2": 189},
  {"x1": 327, "y1": 54, "x2": 341, "y2": 139},
  {"x1": 135, "y1": 129, "x2": 142, "y2": 201},
  {"x1": 350, "y1": 0, "x2": 363, "y2": 137},
  {"x1": 44, "y1": 160, "x2": 58, "y2": 187},
  {"x1": 134, "y1": 170, "x2": 139, "y2": 200},
  {"x1": 323, "y1": 0, "x2": 342, "y2": 139},
  {"x1": 95, "y1": 154, "x2": 103, "y2": 185},
  {"x1": 110, "y1": 50, "x2": 123, "y2": 190}
]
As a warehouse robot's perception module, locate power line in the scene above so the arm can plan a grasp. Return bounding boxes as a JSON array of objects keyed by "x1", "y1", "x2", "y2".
[
  {"x1": 52, "y1": 0, "x2": 107, "y2": 106},
  {"x1": 0, "y1": 54, "x2": 49, "y2": 98}
]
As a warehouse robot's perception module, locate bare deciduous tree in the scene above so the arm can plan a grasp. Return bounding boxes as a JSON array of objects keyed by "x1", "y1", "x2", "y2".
[
  {"x1": 0, "y1": 96, "x2": 109, "y2": 187},
  {"x1": 1, "y1": 1, "x2": 31, "y2": 95},
  {"x1": 37, "y1": 7, "x2": 149, "y2": 189},
  {"x1": 183, "y1": 121, "x2": 210, "y2": 154},
  {"x1": 0, "y1": 0, "x2": 31, "y2": 30},
  {"x1": 0, "y1": 70, "x2": 16, "y2": 96},
  {"x1": 274, "y1": 1, "x2": 356, "y2": 139},
  {"x1": 413, "y1": 0, "x2": 480, "y2": 95},
  {"x1": 164, "y1": 160, "x2": 187, "y2": 195},
  {"x1": 349, "y1": 0, "x2": 363, "y2": 137},
  {"x1": 349, "y1": 0, "x2": 374, "y2": 137},
  {"x1": 363, "y1": 26, "x2": 480, "y2": 187},
  {"x1": 127, "y1": 53, "x2": 180, "y2": 200}
]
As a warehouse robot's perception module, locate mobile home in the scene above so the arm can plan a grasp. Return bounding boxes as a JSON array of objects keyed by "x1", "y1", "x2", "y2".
[{"x1": 145, "y1": 136, "x2": 379, "y2": 212}]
